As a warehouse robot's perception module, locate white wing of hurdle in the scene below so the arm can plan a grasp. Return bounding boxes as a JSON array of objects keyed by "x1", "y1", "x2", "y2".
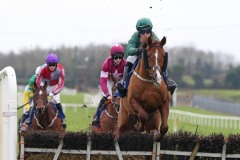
[{"x1": 0, "y1": 66, "x2": 17, "y2": 160}]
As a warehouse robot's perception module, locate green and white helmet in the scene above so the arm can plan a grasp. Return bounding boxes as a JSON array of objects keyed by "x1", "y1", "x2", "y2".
[{"x1": 136, "y1": 18, "x2": 153, "y2": 31}]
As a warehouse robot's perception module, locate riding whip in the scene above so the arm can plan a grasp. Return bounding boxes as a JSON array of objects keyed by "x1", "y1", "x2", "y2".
[{"x1": 17, "y1": 102, "x2": 30, "y2": 110}]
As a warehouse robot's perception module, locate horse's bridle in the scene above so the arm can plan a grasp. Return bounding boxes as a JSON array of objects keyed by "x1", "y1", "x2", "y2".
[
  {"x1": 133, "y1": 45, "x2": 163, "y2": 86},
  {"x1": 34, "y1": 90, "x2": 58, "y2": 129},
  {"x1": 104, "y1": 98, "x2": 119, "y2": 119}
]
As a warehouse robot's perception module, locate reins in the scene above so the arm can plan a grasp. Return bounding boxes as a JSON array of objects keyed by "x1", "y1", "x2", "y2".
[
  {"x1": 104, "y1": 98, "x2": 119, "y2": 119},
  {"x1": 34, "y1": 101, "x2": 58, "y2": 129},
  {"x1": 34, "y1": 95, "x2": 58, "y2": 129}
]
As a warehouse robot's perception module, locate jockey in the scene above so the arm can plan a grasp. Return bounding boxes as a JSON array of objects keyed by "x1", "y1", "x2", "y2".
[
  {"x1": 92, "y1": 44, "x2": 126, "y2": 127},
  {"x1": 36, "y1": 53, "x2": 67, "y2": 128},
  {"x1": 20, "y1": 66, "x2": 41, "y2": 127},
  {"x1": 117, "y1": 17, "x2": 177, "y2": 98}
]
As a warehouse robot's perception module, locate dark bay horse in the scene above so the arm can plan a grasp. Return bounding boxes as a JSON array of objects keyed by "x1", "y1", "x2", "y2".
[
  {"x1": 18, "y1": 81, "x2": 65, "y2": 159},
  {"x1": 32, "y1": 81, "x2": 65, "y2": 132},
  {"x1": 20, "y1": 81, "x2": 65, "y2": 136},
  {"x1": 116, "y1": 36, "x2": 170, "y2": 141}
]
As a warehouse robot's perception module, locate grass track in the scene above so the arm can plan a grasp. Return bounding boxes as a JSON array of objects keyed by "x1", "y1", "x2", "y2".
[{"x1": 17, "y1": 91, "x2": 240, "y2": 136}]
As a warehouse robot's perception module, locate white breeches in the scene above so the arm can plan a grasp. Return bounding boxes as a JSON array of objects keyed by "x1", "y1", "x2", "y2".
[
  {"x1": 102, "y1": 80, "x2": 115, "y2": 97},
  {"x1": 126, "y1": 55, "x2": 138, "y2": 64},
  {"x1": 47, "y1": 84, "x2": 61, "y2": 104}
]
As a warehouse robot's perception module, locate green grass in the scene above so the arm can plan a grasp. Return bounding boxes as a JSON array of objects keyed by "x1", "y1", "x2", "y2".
[
  {"x1": 60, "y1": 93, "x2": 85, "y2": 104},
  {"x1": 64, "y1": 107, "x2": 95, "y2": 131}
]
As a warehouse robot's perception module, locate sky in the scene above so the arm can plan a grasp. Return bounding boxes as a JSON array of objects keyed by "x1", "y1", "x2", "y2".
[{"x1": 1, "y1": 0, "x2": 240, "y2": 63}]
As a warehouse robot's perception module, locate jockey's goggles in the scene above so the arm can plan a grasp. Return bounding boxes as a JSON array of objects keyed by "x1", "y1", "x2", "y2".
[
  {"x1": 47, "y1": 62, "x2": 57, "y2": 67},
  {"x1": 112, "y1": 55, "x2": 123, "y2": 60},
  {"x1": 139, "y1": 29, "x2": 151, "y2": 34},
  {"x1": 138, "y1": 26, "x2": 151, "y2": 34}
]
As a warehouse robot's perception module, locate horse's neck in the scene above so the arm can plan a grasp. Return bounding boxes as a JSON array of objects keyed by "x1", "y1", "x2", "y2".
[
  {"x1": 37, "y1": 105, "x2": 55, "y2": 122},
  {"x1": 136, "y1": 60, "x2": 151, "y2": 78},
  {"x1": 108, "y1": 103, "x2": 118, "y2": 115}
]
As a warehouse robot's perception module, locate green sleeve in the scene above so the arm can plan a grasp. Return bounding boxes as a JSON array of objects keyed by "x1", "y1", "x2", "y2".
[
  {"x1": 28, "y1": 75, "x2": 36, "y2": 99},
  {"x1": 28, "y1": 75, "x2": 37, "y2": 86},
  {"x1": 126, "y1": 32, "x2": 140, "y2": 56}
]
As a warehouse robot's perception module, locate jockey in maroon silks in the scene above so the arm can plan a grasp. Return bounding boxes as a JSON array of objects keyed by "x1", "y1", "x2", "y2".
[
  {"x1": 36, "y1": 53, "x2": 66, "y2": 128},
  {"x1": 92, "y1": 44, "x2": 126, "y2": 127}
]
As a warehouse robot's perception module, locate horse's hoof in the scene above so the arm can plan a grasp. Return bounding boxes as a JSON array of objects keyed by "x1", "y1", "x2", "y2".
[
  {"x1": 151, "y1": 130, "x2": 162, "y2": 142},
  {"x1": 153, "y1": 134, "x2": 162, "y2": 142}
]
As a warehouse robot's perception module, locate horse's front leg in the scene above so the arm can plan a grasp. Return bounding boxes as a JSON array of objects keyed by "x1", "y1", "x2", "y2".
[
  {"x1": 130, "y1": 97, "x2": 148, "y2": 121},
  {"x1": 153, "y1": 99, "x2": 169, "y2": 142},
  {"x1": 114, "y1": 99, "x2": 131, "y2": 141}
]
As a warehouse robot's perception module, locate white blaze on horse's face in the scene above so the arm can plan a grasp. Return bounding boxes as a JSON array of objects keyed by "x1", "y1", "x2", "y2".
[
  {"x1": 154, "y1": 50, "x2": 162, "y2": 85},
  {"x1": 37, "y1": 89, "x2": 45, "y2": 109}
]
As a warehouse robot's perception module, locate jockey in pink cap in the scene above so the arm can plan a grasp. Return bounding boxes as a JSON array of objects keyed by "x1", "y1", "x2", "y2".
[{"x1": 92, "y1": 44, "x2": 126, "y2": 127}]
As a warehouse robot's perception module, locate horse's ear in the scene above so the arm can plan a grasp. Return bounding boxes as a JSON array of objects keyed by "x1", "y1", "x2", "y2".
[{"x1": 160, "y1": 36, "x2": 166, "y2": 46}]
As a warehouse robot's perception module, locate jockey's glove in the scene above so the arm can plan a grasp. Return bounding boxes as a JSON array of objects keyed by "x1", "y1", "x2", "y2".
[
  {"x1": 136, "y1": 48, "x2": 142, "y2": 56},
  {"x1": 48, "y1": 92, "x2": 54, "y2": 97}
]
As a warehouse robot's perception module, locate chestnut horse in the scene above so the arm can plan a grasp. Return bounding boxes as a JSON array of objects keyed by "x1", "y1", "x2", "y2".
[{"x1": 116, "y1": 36, "x2": 170, "y2": 141}]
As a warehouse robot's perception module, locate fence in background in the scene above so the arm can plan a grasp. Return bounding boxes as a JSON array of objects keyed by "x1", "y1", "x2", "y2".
[{"x1": 169, "y1": 109, "x2": 240, "y2": 132}]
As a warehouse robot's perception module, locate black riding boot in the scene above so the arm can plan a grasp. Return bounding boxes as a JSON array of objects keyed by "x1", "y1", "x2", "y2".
[
  {"x1": 117, "y1": 62, "x2": 133, "y2": 98},
  {"x1": 92, "y1": 96, "x2": 108, "y2": 127},
  {"x1": 56, "y1": 103, "x2": 66, "y2": 128},
  {"x1": 162, "y1": 71, "x2": 177, "y2": 95},
  {"x1": 162, "y1": 52, "x2": 177, "y2": 95}
]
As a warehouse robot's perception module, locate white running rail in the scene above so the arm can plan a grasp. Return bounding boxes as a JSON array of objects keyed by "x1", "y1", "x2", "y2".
[
  {"x1": 0, "y1": 66, "x2": 17, "y2": 160},
  {"x1": 169, "y1": 109, "x2": 240, "y2": 131}
]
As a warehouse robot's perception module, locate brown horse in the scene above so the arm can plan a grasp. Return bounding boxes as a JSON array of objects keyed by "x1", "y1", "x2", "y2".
[
  {"x1": 99, "y1": 95, "x2": 120, "y2": 132},
  {"x1": 116, "y1": 36, "x2": 170, "y2": 142},
  {"x1": 32, "y1": 81, "x2": 65, "y2": 132},
  {"x1": 91, "y1": 74, "x2": 120, "y2": 133},
  {"x1": 20, "y1": 81, "x2": 65, "y2": 136}
]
